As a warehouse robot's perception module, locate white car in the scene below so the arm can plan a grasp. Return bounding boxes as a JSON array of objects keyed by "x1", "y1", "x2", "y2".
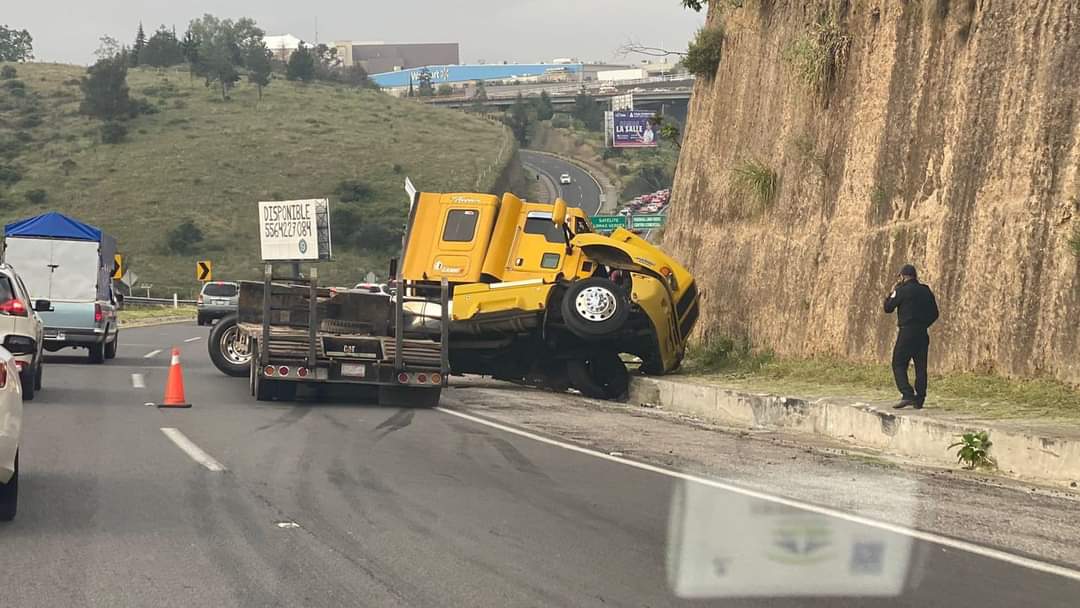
[
  {"x1": 0, "y1": 346, "x2": 22, "y2": 521},
  {"x1": 0, "y1": 264, "x2": 49, "y2": 401},
  {"x1": 560, "y1": 173, "x2": 572, "y2": 185}
]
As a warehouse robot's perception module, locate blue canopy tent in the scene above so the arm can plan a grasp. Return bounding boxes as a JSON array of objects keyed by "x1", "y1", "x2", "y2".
[{"x1": 2, "y1": 212, "x2": 117, "y2": 301}]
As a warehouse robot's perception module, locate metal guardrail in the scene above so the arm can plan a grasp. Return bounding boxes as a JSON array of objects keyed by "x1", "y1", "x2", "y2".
[{"x1": 123, "y1": 296, "x2": 198, "y2": 307}]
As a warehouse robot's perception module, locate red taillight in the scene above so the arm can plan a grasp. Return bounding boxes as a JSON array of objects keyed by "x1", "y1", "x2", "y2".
[
  {"x1": 430, "y1": 373, "x2": 442, "y2": 385},
  {"x1": 94, "y1": 303, "x2": 103, "y2": 323},
  {"x1": 0, "y1": 299, "x2": 28, "y2": 317},
  {"x1": 297, "y1": 367, "x2": 309, "y2": 378},
  {"x1": 13, "y1": 360, "x2": 26, "y2": 371},
  {"x1": 197, "y1": 295, "x2": 204, "y2": 304},
  {"x1": 264, "y1": 365, "x2": 275, "y2": 376},
  {"x1": 278, "y1": 366, "x2": 290, "y2": 377},
  {"x1": 416, "y1": 373, "x2": 428, "y2": 384},
  {"x1": 397, "y1": 372, "x2": 410, "y2": 384},
  {"x1": 0, "y1": 363, "x2": 6, "y2": 388}
]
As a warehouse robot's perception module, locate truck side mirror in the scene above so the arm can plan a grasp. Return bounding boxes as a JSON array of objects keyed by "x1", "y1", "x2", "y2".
[
  {"x1": 33, "y1": 299, "x2": 52, "y2": 312},
  {"x1": 552, "y1": 198, "x2": 568, "y2": 227}
]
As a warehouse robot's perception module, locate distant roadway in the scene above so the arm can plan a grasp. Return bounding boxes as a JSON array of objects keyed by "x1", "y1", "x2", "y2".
[{"x1": 520, "y1": 149, "x2": 603, "y2": 214}]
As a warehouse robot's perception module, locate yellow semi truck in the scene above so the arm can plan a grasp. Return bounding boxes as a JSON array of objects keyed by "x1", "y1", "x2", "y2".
[{"x1": 397, "y1": 188, "x2": 699, "y2": 398}]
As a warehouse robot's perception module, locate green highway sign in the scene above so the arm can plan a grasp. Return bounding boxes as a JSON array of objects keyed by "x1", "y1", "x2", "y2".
[
  {"x1": 589, "y1": 214, "x2": 667, "y2": 231},
  {"x1": 631, "y1": 214, "x2": 667, "y2": 229},
  {"x1": 590, "y1": 215, "x2": 627, "y2": 230}
]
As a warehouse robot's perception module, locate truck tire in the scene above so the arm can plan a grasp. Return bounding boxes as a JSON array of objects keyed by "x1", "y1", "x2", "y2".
[
  {"x1": 34, "y1": 361, "x2": 42, "y2": 391},
  {"x1": 561, "y1": 278, "x2": 630, "y2": 339},
  {"x1": 378, "y1": 386, "x2": 441, "y2": 408},
  {"x1": 0, "y1": 452, "x2": 18, "y2": 521},
  {"x1": 209, "y1": 314, "x2": 251, "y2": 377},
  {"x1": 88, "y1": 341, "x2": 106, "y2": 364},
  {"x1": 105, "y1": 332, "x2": 118, "y2": 359},
  {"x1": 567, "y1": 353, "x2": 629, "y2": 400}
]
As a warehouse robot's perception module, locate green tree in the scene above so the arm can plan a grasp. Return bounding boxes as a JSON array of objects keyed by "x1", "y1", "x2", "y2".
[
  {"x1": 342, "y1": 64, "x2": 376, "y2": 89},
  {"x1": 416, "y1": 68, "x2": 434, "y2": 97},
  {"x1": 286, "y1": 43, "x2": 316, "y2": 82},
  {"x1": 167, "y1": 219, "x2": 204, "y2": 254},
  {"x1": 131, "y1": 23, "x2": 147, "y2": 66},
  {"x1": 681, "y1": 0, "x2": 706, "y2": 10},
  {"x1": 139, "y1": 26, "x2": 185, "y2": 67},
  {"x1": 572, "y1": 90, "x2": 604, "y2": 131},
  {"x1": 0, "y1": 25, "x2": 34, "y2": 62},
  {"x1": 79, "y1": 54, "x2": 132, "y2": 120},
  {"x1": 312, "y1": 44, "x2": 342, "y2": 81},
  {"x1": 506, "y1": 93, "x2": 533, "y2": 145},
  {"x1": 246, "y1": 43, "x2": 272, "y2": 99},
  {"x1": 534, "y1": 90, "x2": 555, "y2": 121},
  {"x1": 187, "y1": 14, "x2": 243, "y2": 99}
]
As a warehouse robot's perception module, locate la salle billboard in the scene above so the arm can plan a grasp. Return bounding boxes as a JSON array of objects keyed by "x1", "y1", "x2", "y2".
[{"x1": 612, "y1": 111, "x2": 658, "y2": 148}]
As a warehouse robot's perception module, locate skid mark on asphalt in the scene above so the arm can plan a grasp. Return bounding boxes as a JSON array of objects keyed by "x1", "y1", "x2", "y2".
[
  {"x1": 484, "y1": 435, "x2": 550, "y2": 480},
  {"x1": 374, "y1": 408, "x2": 414, "y2": 440},
  {"x1": 254, "y1": 406, "x2": 312, "y2": 432}
]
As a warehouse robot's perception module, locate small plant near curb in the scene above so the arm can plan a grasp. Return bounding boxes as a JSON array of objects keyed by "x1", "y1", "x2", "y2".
[
  {"x1": 731, "y1": 159, "x2": 778, "y2": 211},
  {"x1": 948, "y1": 431, "x2": 996, "y2": 470}
]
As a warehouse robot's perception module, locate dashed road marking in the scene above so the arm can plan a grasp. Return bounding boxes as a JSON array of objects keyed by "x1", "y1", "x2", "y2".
[
  {"x1": 131, "y1": 373, "x2": 145, "y2": 389},
  {"x1": 184, "y1": 337, "x2": 202, "y2": 343},
  {"x1": 144, "y1": 349, "x2": 162, "y2": 359},
  {"x1": 160, "y1": 428, "x2": 226, "y2": 472}
]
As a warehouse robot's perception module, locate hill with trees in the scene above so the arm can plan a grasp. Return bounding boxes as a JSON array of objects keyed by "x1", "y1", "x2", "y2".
[{"x1": 0, "y1": 21, "x2": 511, "y2": 295}]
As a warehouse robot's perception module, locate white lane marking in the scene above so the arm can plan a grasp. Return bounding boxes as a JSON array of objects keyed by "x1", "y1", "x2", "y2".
[
  {"x1": 275, "y1": 521, "x2": 301, "y2": 529},
  {"x1": 435, "y1": 406, "x2": 1080, "y2": 583},
  {"x1": 144, "y1": 349, "x2": 162, "y2": 359},
  {"x1": 160, "y1": 428, "x2": 227, "y2": 472},
  {"x1": 184, "y1": 337, "x2": 202, "y2": 343},
  {"x1": 131, "y1": 373, "x2": 146, "y2": 389}
]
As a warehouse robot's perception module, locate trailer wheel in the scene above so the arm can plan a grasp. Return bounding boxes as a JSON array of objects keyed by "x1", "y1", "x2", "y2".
[
  {"x1": 209, "y1": 314, "x2": 251, "y2": 377},
  {"x1": 567, "y1": 352, "x2": 629, "y2": 400},
  {"x1": 378, "y1": 386, "x2": 441, "y2": 408},
  {"x1": 561, "y1": 278, "x2": 630, "y2": 339}
]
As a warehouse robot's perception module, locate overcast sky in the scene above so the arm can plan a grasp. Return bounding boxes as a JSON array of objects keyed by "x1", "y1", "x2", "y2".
[{"x1": 6, "y1": 1, "x2": 705, "y2": 67}]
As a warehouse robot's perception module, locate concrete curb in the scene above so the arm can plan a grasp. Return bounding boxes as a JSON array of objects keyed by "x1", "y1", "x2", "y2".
[{"x1": 629, "y1": 377, "x2": 1080, "y2": 487}]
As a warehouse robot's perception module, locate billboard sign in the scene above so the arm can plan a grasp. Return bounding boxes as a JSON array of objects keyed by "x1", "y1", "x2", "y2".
[
  {"x1": 258, "y1": 199, "x2": 332, "y2": 261},
  {"x1": 613, "y1": 111, "x2": 658, "y2": 148}
]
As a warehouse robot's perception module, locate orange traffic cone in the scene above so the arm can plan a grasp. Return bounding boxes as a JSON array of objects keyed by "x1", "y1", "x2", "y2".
[{"x1": 157, "y1": 347, "x2": 192, "y2": 408}]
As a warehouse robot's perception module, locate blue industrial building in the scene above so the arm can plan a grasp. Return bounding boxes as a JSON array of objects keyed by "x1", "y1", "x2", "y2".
[{"x1": 370, "y1": 63, "x2": 583, "y2": 88}]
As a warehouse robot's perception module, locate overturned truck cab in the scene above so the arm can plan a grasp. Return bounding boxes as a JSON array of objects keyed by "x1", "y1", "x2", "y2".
[{"x1": 398, "y1": 189, "x2": 700, "y2": 399}]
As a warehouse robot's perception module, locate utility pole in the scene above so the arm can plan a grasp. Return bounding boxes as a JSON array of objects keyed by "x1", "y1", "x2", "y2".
[{"x1": 314, "y1": 17, "x2": 319, "y2": 46}]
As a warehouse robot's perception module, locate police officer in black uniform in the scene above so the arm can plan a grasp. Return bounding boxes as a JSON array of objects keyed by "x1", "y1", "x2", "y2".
[{"x1": 884, "y1": 264, "x2": 939, "y2": 409}]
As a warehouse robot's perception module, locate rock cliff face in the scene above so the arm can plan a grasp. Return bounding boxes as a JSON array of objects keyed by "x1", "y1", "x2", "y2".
[{"x1": 665, "y1": 0, "x2": 1080, "y2": 382}]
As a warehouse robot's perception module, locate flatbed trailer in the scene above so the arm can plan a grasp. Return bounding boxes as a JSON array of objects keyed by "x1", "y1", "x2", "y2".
[{"x1": 235, "y1": 264, "x2": 449, "y2": 407}]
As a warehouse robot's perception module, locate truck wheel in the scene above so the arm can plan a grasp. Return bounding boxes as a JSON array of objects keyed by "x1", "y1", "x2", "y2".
[
  {"x1": 378, "y1": 386, "x2": 441, "y2": 408},
  {"x1": 209, "y1": 314, "x2": 251, "y2": 377},
  {"x1": 34, "y1": 362, "x2": 42, "y2": 391},
  {"x1": 0, "y1": 452, "x2": 18, "y2": 521},
  {"x1": 567, "y1": 353, "x2": 629, "y2": 400},
  {"x1": 88, "y1": 341, "x2": 106, "y2": 364},
  {"x1": 561, "y1": 278, "x2": 630, "y2": 339},
  {"x1": 105, "y1": 332, "x2": 118, "y2": 359}
]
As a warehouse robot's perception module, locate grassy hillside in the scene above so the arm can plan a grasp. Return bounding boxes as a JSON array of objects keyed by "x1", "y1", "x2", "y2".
[{"x1": 0, "y1": 63, "x2": 511, "y2": 296}]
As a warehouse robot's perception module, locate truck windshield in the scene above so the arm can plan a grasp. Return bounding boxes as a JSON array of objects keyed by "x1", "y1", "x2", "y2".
[{"x1": 524, "y1": 217, "x2": 564, "y2": 244}]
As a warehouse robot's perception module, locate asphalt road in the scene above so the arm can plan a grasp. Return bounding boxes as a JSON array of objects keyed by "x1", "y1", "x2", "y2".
[
  {"x1": 520, "y1": 149, "x2": 603, "y2": 214},
  {"x1": 2, "y1": 321, "x2": 1079, "y2": 606}
]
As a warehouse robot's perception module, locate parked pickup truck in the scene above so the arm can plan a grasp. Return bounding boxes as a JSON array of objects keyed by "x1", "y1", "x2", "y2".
[{"x1": 1, "y1": 212, "x2": 120, "y2": 363}]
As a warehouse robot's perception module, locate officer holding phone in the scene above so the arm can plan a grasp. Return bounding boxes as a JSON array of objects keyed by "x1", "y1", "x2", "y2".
[{"x1": 884, "y1": 264, "x2": 939, "y2": 409}]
